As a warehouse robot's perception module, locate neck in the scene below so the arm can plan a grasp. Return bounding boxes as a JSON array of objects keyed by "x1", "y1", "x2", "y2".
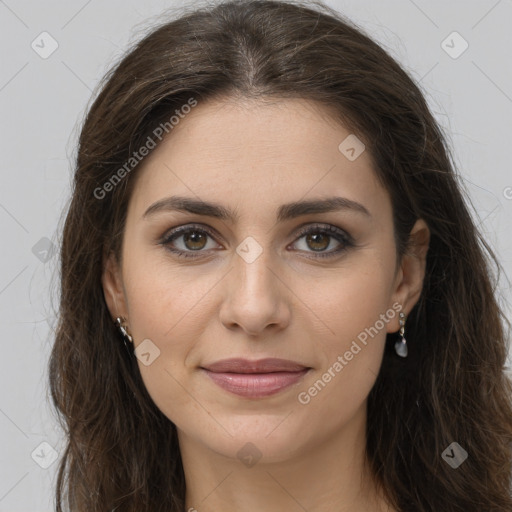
[{"x1": 178, "y1": 402, "x2": 394, "y2": 512}]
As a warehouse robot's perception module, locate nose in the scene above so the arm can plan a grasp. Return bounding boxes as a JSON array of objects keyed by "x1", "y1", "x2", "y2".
[{"x1": 218, "y1": 247, "x2": 291, "y2": 337}]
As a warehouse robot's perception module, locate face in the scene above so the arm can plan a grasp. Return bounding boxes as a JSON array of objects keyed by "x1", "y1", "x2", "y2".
[{"x1": 103, "y1": 96, "x2": 428, "y2": 463}]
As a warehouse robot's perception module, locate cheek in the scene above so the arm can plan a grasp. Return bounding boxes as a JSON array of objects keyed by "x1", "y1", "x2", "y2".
[
  {"x1": 293, "y1": 255, "x2": 394, "y2": 413},
  {"x1": 123, "y1": 250, "x2": 218, "y2": 342},
  {"x1": 309, "y1": 255, "x2": 394, "y2": 347},
  {"x1": 121, "y1": 258, "x2": 222, "y2": 420}
]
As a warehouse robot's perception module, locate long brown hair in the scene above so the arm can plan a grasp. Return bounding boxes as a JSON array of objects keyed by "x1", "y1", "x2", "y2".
[{"x1": 49, "y1": 0, "x2": 512, "y2": 510}]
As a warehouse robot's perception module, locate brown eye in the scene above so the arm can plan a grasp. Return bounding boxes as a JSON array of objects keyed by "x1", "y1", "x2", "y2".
[
  {"x1": 160, "y1": 224, "x2": 221, "y2": 259},
  {"x1": 182, "y1": 230, "x2": 208, "y2": 251},
  {"x1": 305, "y1": 232, "x2": 330, "y2": 252},
  {"x1": 160, "y1": 223, "x2": 354, "y2": 260},
  {"x1": 291, "y1": 224, "x2": 354, "y2": 259}
]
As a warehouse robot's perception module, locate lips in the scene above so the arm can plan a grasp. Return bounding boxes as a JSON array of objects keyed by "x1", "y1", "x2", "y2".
[
  {"x1": 200, "y1": 358, "x2": 311, "y2": 398},
  {"x1": 201, "y1": 358, "x2": 309, "y2": 373}
]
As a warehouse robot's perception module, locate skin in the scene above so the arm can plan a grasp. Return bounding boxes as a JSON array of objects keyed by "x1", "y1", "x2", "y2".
[{"x1": 102, "y1": 96, "x2": 430, "y2": 512}]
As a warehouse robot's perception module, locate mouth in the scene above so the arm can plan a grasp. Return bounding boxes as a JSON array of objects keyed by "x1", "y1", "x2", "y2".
[{"x1": 200, "y1": 358, "x2": 312, "y2": 398}]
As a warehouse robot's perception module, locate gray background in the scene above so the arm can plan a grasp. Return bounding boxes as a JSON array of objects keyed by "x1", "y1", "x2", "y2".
[{"x1": 0, "y1": 0, "x2": 511, "y2": 510}]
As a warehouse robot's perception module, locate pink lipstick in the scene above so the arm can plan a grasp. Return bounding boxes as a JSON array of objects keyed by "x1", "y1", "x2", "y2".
[{"x1": 200, "y1": 358, "x2": 311, "y2": 398}]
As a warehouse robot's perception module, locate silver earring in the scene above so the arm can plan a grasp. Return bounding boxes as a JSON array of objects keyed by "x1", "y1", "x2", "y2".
[
  {"x1": 115, "y1": 316, "x2": 133, "y2": 352},
  {"x1": 394, "y1": 311, "x2": 408, "y2": 358}
]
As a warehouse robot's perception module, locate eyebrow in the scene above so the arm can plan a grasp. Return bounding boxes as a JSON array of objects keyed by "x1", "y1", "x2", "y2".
[{"x1": 142, "y1": 195, "x2": 371, "y2": 222}]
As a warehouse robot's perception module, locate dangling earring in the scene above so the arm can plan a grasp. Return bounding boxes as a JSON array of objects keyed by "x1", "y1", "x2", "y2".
[
  {"x1": 394, "y1": 311, "x2": 408, "y2": 358},
  {"x1": 115, "y1": 316, "x2": 133, "y2": 353}
]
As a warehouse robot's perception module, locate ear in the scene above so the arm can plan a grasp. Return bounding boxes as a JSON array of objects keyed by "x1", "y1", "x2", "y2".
[
  {"x1": 101, "y1": 250, "x2": 129, "y2": 321},
  {"x1": 386, "y1": 218, "x2": 430, "y2": 333}
]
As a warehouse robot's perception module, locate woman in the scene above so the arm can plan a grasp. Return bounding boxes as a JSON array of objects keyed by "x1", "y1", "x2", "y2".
[{"x1": 49, "y1": 0, "x2": 512, "y2": 510}]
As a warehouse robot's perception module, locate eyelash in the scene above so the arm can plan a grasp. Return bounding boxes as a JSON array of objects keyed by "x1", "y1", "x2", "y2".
[{"x1": 160, "y1": 223, "x2": 354, "y2": 260}]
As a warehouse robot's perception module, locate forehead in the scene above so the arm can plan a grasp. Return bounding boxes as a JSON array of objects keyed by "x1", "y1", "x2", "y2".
[{"x1": 127, "y1": 97, "x2": 388, "y2": 223}]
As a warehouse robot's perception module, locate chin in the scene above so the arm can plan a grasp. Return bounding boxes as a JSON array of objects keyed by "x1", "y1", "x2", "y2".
[{"x1": 177, "y1": 416, "x2": 308, "y2": 465}]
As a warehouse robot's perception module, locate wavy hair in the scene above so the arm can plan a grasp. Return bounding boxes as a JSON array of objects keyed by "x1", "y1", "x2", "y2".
[{"x1": 49, "y1": 0, "x2": 512, "y2": 510}]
